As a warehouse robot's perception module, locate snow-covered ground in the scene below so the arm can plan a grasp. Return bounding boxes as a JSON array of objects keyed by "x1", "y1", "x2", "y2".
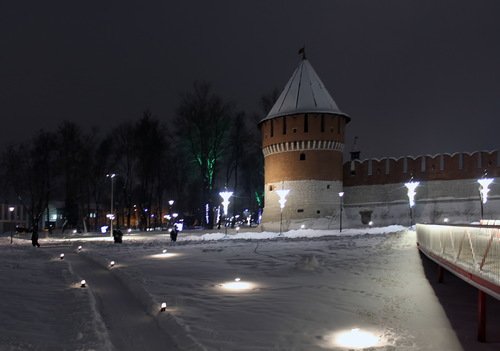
[{"x1": 2, "y1": 226, "x2": 499, "y2": 350}]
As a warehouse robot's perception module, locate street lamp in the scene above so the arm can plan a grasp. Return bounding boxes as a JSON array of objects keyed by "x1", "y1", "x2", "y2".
[
  {"x1": 276, "y1": 189, "x2": 290, "y2": 236},
  {"x1": 167, "y1": 200, "x2": 174, "y2": 227},
  {"x1": 478, "y1": 177, "x2": 494, "y2": 221},
  {"x1": 106, "y1": 173, "x2": 117, "y2": 237},
  {"x1": 9, "y1": 206, "x2": 15, "y2": 244},
  {"x1": 404, "y1": 180, "x2": 419, "y2": 227},
  {"x1": 219, "y1": 191, "x2": 233, "y2": 235},
  {"x1": 338, "y1": 192, "x2": 344, "y2": 232}
]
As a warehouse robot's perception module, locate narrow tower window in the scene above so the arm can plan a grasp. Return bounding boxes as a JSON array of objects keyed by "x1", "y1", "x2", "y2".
[
  {"x1": 300, "y1": 153, "x2": 306, "y2": 161},
  {"x1": 283, "y1": 116, "x2": 287, "y2": 135},
  {"x1": 304, "y1": 114, "x2": 308, "y2": 133},
  {"x1": 320, "y1": 114, "x2": 325, "y2": 132},
  {"x1": 337, "y1": 117, "x2": 341, "y2": 134},
  {"x1": 270, "y1": 120, "x2": 274, "y2": 137}
]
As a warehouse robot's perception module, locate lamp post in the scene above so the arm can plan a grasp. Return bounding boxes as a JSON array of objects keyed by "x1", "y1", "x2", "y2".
[
  {"x1": 276, "y1": 189, "x2": 290, "y2": 236},
  {"x1": 478, "y1": 177, "x2": 494, "y2": 221},
  {"x1": 219, "y1": 191, "x2": 233, "y2": 235},
  {"x1": 404, "y1": 180, "x2": 419, "y2": 227},
  {"x1": 106, "y1": 173, "x2": 116, "y2": 237},
  {"x1": 338, "y1": 192, "x2": 344, "y2": 232},
  {"x1": 9, "y1": 206, "x2": 15, "y2": 244},
  {"x1": 168, "y1": 200, "x2": 174, "y2": 227}
]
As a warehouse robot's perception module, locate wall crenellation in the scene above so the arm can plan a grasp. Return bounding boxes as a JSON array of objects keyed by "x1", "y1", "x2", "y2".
[{"x1": 343, "y1": 150, "x2": 500, "y2": 186}]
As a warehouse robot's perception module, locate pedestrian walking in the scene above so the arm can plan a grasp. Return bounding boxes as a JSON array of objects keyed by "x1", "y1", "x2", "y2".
[
  {"x1": 31, "y1": 224, "x2": 40, "y2": 247},
  {"x1": 170, "y1": 225, "x2": 178, "y2": 243}
]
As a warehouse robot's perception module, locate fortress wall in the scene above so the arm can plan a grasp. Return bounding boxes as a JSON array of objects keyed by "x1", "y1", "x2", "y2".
[
  {"x1": 343, "y1": 177, "x2": 500, "y2": 227},
  {"x1": 343, "y1": 150, "x2": 499, "y2": 186}
]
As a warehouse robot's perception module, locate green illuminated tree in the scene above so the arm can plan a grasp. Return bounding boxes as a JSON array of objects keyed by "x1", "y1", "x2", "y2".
[{"x1": 175, "y1": 82, "x2": 233, "y2": 228}]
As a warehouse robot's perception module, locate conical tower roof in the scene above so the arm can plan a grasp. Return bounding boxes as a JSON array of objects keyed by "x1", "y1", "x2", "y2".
[{"x1": 262, "y1": 59, "x2": 349, "y2": 122}]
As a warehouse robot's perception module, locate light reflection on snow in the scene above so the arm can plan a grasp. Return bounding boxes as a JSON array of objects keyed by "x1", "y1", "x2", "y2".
[
  {"x1": 148, "y1": 252, "x2": 181, "y2": 259},
  {"x1": 219, "y1": 280, "x2": 256, "y2": 291},
  {"x1": 324, "y1": 328, "x2": 382, "y2": 349}
]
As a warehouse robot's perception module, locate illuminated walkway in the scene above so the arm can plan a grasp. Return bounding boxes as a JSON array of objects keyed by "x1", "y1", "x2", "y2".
[
  {"x1": 417, "y1": 224, "x2": 500, "y2": 341},
  {"x1": 59, "y1": 250, "x2": 199, "y2": 351}
]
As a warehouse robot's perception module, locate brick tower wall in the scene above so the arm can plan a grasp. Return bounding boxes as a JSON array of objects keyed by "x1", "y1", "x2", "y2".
[{"x1": 260, "y1": 113, "x2": 348, "y2": 226}]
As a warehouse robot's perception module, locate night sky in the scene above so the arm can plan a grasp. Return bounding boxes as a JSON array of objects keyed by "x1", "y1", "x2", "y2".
[{"x1": 1, "y1": 1, "x2": 499, "y2": 158}]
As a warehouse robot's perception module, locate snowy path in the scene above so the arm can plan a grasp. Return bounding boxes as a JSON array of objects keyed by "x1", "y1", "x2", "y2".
[
  {"x1": 62, "y1": 250, "x2": 179, "y2": 351},
  {"x1": 3, "y1": 227, "x2": 500, "y2": 350}
]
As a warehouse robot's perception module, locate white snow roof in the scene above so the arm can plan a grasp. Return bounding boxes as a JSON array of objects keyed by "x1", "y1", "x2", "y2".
[{"x1": 262, "y1": 59, "x2": 349, "y2": 122}]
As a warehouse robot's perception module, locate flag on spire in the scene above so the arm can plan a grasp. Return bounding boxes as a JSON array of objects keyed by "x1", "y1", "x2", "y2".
[{"x1": 298, "y1": 46, "x2": 306, "y2": 60}]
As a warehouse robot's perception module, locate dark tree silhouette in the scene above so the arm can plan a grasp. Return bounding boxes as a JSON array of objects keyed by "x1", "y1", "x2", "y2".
[
  {"x1": 2, "y1": 130, "x2": 56, "y2": 238},
  {"x1": 56, "y1": 121, "x2": 86, "y2": 230},
  {"x1": 86, "y1": 132, "x2": 114, "y2": 231},
  {"x1": 112, "y1": 121, "x2": 136, "y2": 228},
  {"x1": 133, "y1": 110, "x2": 170, "y2": 230},
  {"x1": 175, "y1": 82, "x2": 233, "y2": 228}
]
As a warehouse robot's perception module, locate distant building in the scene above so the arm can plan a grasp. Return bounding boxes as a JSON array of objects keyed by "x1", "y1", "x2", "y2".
[
  {"x1": 0, "y1": 204, "x2": 29, "y2": 234},
  {"x1": 260, "y1": 57, "x2": 499, "y2": 229}
]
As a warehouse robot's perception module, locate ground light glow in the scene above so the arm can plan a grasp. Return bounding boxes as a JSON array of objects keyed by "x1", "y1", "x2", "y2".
[
  {"x1": 333, "y1": 328, "x2": 381, "y2": 349},
  {"x1": 219, "y1": 278, "x2": 256, "y2": 291},
  {"x1": 149, "y1": 252, "x2": 181, "y2": 259},
  {"x1": 160, "y1": 302, "x2": 167, "y2": 312}
]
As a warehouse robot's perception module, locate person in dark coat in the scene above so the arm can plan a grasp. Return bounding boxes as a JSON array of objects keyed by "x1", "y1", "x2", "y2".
[
  {"x1": 113, "y1": 228, "x2": 123, "y2": 243},
  {"x1": 170, "y1": 225, "x2": 178, "y2": 242},
  {"x1": 31, "y1": 224, "x2": 40, "y2": 247}
]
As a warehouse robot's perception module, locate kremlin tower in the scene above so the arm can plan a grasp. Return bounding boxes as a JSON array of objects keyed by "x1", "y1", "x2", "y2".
[{"x1": 258, "y1": 55, "x2": 350, "y2": 227}]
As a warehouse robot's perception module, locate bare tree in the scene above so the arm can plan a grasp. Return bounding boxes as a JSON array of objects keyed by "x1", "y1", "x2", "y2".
[
  {"x1": 2, "y1": 130, "x2": 56, "y2": 240},
  {"x1": 133, "y1": 110, "x2": 169, "y2": 230},
  {"x1": 175, "y1": 82, "x2": 233, "y2": 228}
]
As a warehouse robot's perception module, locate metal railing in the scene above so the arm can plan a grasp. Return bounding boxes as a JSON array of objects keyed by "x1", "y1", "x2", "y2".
[{"x1": 416, "y1": 224, "x2": 500, "y2": 300}]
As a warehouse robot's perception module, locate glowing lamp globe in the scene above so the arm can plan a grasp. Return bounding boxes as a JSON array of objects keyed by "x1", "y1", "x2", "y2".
[
  {"x1": 80, "y1": 280, "x2": 86, "y2": 288},
  {"x1": 77, "y1": 246, "x2": 82, "y2": 251},
  {"x1": 219, "y1": 191, "x2": 233, "y2": 216},
  {"x1": 110, "y1": 261, "x2": 115, "y2": 267},
  {"x1": 162, "y1": 249, "x2": 167, "y2": 254},
  {"x1": 235, "y1": 277, "x2": 241, "y2": 282},
  {"x1": 60, "y1": 253, "x2": 65, "y2": 260},
  {"x1": 276, "y1": 189, "x2": 290, "y2": 209},
  {"x1": 478, "y1": 178, "x2": 494, "y2": 204},
  {"x1": 160, "y1": 302, "x2": 167, "y2": 312},
  {"x1": 404, "y1": 181, "x2": 419, "y2": 208}
]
